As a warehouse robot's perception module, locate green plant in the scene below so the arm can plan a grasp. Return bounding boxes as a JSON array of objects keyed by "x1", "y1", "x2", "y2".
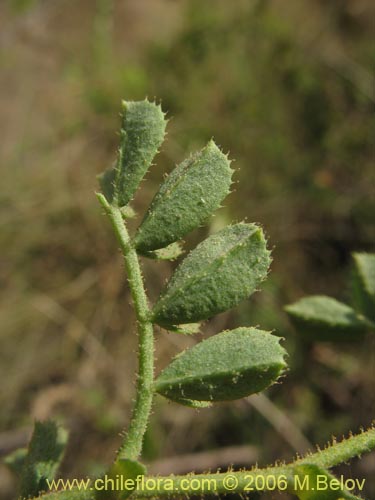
[
  {"x1": 285, "y1": 253, "x2": 375, "y2": 341},
  {"x1": 5, "y1": 100, "x2": 374, "y2": 500}
]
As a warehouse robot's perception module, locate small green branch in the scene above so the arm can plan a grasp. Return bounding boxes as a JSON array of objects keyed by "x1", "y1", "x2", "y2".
[
  {"x1": 297, "y1": 425, "x2": 375, "y2": 469},
  {"x1": 132, "y1": 426, "x2": 375, "y2": 498},
  {"x1": 22, "y1": 101, "x2": 375, "y2": 500},
  {"x1": 97, "y1": 193, "x2": 154, "y2": 461},
  {"x1": 31, "y1": 427, "x2": 375, "y2": 500}
]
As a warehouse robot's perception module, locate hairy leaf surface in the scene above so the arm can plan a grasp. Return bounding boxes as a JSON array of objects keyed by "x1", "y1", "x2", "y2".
[
  {"x1": 99, "y1": 100, "x2": 167, "y2": 206},
  {"x1": 155, "y1": 328, "x2": 287, "y2": 403},
  {"x1": 152, "y1": 223, "x2": 271, "y2": 326},
  {"x1": 97, "y1": 166, "x2": 117, "y2": 203},
  {"x1": 134, "y1": 140, "x2": 233, "y2": 252}
]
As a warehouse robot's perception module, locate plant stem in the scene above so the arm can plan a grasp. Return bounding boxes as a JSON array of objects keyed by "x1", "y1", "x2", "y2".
[
  {"x1": 32, "y1": 427, "x2": 375, "y2": 500},
  {"x1": 97, "y1": 193, "x2": 154, "y2": 461},
  {"x1": 132, "y1": 426, "x2": 375, "y2": 498}
]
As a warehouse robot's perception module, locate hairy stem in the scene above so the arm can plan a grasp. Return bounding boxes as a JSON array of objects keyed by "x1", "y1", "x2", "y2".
[
  {"x1": 31, "y1": 427, "x2": 375, "y2": 500},
  {"x1": 132, "y1": 426, "x2": 375, "y2": 497},
  {"x1": 97, "y1": 193, "x2": 154, "y2": 461}
]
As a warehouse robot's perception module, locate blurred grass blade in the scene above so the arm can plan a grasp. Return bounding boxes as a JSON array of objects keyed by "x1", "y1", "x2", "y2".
[
  {"x1": 134, "y1": 140, "x2": 233, "y2": 253},
  {"x1": 19, "y1": 421, "x2": 68, "y2": 499},
  {"x1": 285, "y1": 295, "x2": 370, "y2": 341},
  {"x1": 152, "y1": 223, "x2": 271, "y2": 327},
  {"x1": 155, "y1": 328, "x2": 287, "y2": 403}
]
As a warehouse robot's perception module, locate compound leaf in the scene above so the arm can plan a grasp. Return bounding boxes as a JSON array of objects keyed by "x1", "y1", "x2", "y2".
[
  {"x1": 19, "y1": 421, "x2": 68, "y2": 499},
  {"x1": 285, "y1": 295, "x2": 369, "y2": 342},
  {"x1": 351, "y1": 252, "x2": 375, "y2": 322},
  {"x1": 155, "y1": 328, "x2": 287, "y2": 403},
  {"x1": 152, "y1": 223, "x2": 271, "y2": 327},
  {"x1": 134, "y1": 140, "x2": 233, "y2": 253},
  {"x1": 289, "y1": 464, "x2": 360, "y2": 500},
  {"x1": 99, "y1": 99, "x2": 167, "y2": 207}
]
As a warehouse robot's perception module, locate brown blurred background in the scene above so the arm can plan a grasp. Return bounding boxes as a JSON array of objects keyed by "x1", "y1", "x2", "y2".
[{"x1": 0, "y1": 1, "x2": 374, "y2": 499}]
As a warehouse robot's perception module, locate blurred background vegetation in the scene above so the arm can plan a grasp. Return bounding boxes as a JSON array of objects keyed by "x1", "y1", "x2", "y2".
[{"x1": 0, "y1": 1, "x2": 374, "y2": 498}]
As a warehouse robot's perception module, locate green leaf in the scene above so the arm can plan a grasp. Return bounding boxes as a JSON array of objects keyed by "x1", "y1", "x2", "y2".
[
  {"x1": 96, "y1": 458, "x2": 146, "y2": 500},
  {"x1": 289, "y1": 464, "x2": 360, "y2": 499},
  {"x1": 139, "y1": 242, "x2": 184, "y2": 261},
  {"x1": 19, "y1": 420, "x2": 68, "y2": 499},
  {"x1": 4, "y1": 447, "x2": 27, "y2": 476},
  {"x1": 152, "y1": 223, "x2": 271, "y2": 326},
  {"x1": 285, "y1": 295, "x2": 369, "y2": 342},
  {"x1": 154, "y1": 328, "x2": 287, "y2": 403},
  {"x1": 351, "y1": 252, "x2": 375, "y2": 322},
  {"x1": 134, "y1": 140, "x2": 233, "y2": 253},
  {"x1": 99, "y1": 99, "x2": 167, "y2": 207}
]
